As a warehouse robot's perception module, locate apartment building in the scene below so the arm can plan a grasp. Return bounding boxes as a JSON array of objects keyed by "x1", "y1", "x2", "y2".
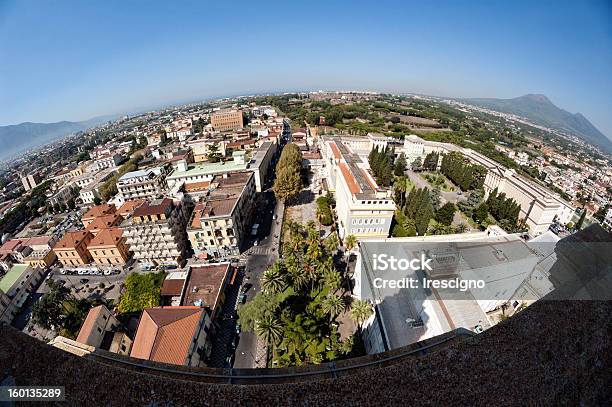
[
  {"x1": 116, "y1": 165, "x2": 169, "y2": 202},
  {"x1": 89, "y1": 228, "x2": 131, "y2": 266},
  {"x1": 54, "y1": 230, "x2": 94, "y2": 266},
  {"x1": 88, "y1": 153, "x2": 123, "y2": 172},
  {"x1": 130, "y1": 306, "x2": 212, "y2": 367},
  {"x1": 146, "y1": 132, "x2": 167, "y2": 147},
  {"x1": 73, "y1": 167, "x2": 116, "y2": 189},
  {"x1": 0, "y1": 264, "x2": 45, "y2": 324},
  {"x1": 166, "y1": 152, "x2": 248, "y2": 192},
  {"x1": 250, "y1": 141, "x2": 277, "y2": 192},
  {"x1": 82, "y1": 204, "x2": 117, "y2": 228},
  {"x1": 211, "y1": 109, "x2": 243, "y2": 132},
  {"x1": 187, "y1": 172, "x2": 256, "y2": 258},
  {"x1": 122, "y1": 198, "x2": 189, "y2": 267},
  {"x1": 21, "y1": 235, "x2": 58, "y2": 269},
  {"x1": 76, "y1": 305, "x2": 132, "y2": 355},
  {"x1": 322, "y1": 138, "x2": 395, "y2": 240},
  {"x1": 21, "y1": 173, "x2": 41, "y2": 191}
]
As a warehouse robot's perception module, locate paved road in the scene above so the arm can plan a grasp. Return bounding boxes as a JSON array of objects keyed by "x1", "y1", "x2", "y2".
[{"x1": 232, "y1": 125, "x2": 289, "y2": 369}]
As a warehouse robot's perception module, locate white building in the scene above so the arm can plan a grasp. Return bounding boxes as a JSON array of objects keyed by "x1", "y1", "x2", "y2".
[
  {"x1": 321, "y1": 138, "x2": 395, "y2": 240},
  {"x1": 116, "y1": 165, "x2": 170, "y2": 202}
]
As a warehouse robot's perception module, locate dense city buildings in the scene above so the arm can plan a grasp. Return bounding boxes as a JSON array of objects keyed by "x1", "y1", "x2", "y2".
[{"x1": 0, "y1": 264, "x2": 44, "y2": 323}]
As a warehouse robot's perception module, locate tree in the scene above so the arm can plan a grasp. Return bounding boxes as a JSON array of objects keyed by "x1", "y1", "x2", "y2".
[
  {"x1": 323, "y1": 233, "x2": 340, "y2": 254},
  {"x1": 93, "y1": 196, "x2": 102, "y2": 205},
  {"x1": 273, "y1": 167, "x2": 302, "y2": 202},
  {"x1": 350, "y1": 299, "x2": 374, "y2": 329},
  {"x1": 411, "y1": 157, "x2": 422, "y2": 171},
  {"x1": 32, "y1": 280, "x2": 72, "y2": 330},
  {"x1": 274, "y1": 144, "x2": 303, "y2": 203},
  {"x1": 423, "y1": 152, "x2": 439, "y2": 171},
  {"x1": 261, "y1": 263, "x2": 286, "y2": 294},
  {"x1": 430, "y1": 187, "x2": 441, "y2": 210},
  {"x1": 321, "y1": 295, "x2": 346, "y2": 320},
  {"x1": 435, "y1": 202, "x2": 456, "y2": 226},
  {"x1": 206, "y1": 143, "x2": 223, "y2": 163},
  {"x1": 394, "y1": 153, "x2": 407, "y2": 176},
  {"x1": 255, "y1": 314, "x2": 283, "y2": 345},
  {"x1": 474, "y1": 202, "x2": 489, "y2": 224},
  {"x1": 344, "y1": 234, "x2": 357, "y2": 252},
  {"x1": 576, "y1": 210, "x2": 587, "y2": 230},
  {"x1": 237, "y1": 292, "x2": 280, "y2": 332}
]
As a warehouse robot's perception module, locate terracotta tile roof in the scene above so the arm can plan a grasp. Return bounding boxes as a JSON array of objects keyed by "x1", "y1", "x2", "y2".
[
  {"x1": 55, "y1": 230, "x2": 93, "y2": 250},
  {"x1": 82, "y1": 204, "x2": 116, "y2": 220},
  {"x1": 89, "y1": 228, "x2": 124, "y2": 248},
  {"x1": 338, "y1": 162, "x2": 361, "y2": 194},
  {"x1": 182, "y1": 264, "x2": 230, "y2": 312},
  {"x1": 161, "y1": 279, "x2": 186, "y2": 296},
  {"x1": 130, "y1": 307, "x2": 203, "y2": 366},
  {"x1": 330, "y1": 142, "x2": 341, "y2": 160},
  {"x1": 117, "y1": 199, "x2": 146, "y2": 217},
  {"x1": 23, "y1": 235, "x2": 55, "y2": 248},
  {"x1": 86, "y1": 214, "x2": 124, "y2": 232},
  {"x1": 190, "y1": 202, "x2": 205, "y2": 229},
  {"x1": 133, "y1": 198, "x2": 173, "y2": 218},
  {"x1": 76, "y1": 305, "x2": 104, "y2": 345},
  {"x1": 184, "y1": 181, "x2": 210, "y2": 193},
  {"x1": 0, "y1": 239, "x2": 24, "y2": 254}
]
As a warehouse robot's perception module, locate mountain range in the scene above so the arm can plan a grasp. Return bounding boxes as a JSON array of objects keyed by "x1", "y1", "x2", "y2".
[
  {"x1": 0, "y1": 115, "x2": 117, "y2": 162},
  {"x1": 463, "y1": 94, "x2": 612, "y2": 153}
]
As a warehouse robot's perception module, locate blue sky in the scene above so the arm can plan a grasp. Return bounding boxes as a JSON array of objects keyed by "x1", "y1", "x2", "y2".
[{"x1": 1, "y1": 0, "x2": 611, "y2": 137}]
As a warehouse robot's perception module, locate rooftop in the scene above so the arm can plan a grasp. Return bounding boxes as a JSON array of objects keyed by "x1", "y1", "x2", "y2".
[
  {"x1": 117, "y1": 199, "x2": 146, "y2": 217},
  {"x1": 182, "y1": 263, "x2": 231, "y2": 311},
  {"x1": 130, "y1": 306, "x2": 203, "y2": 366},
  {"x1": 166, "y1": 160, "x2": 248, "y2": 180},
  {"x1": 75, "y1": 305, "x2": 105, "y2": 345},
  {"x1": 89, "y1": 228, "x2": 125, "y2": 248},
  {"x1": 82, "y1": 204, "x2": 116, "y2": 220},
  {"x1": 86, "y1": 214, "x2": 124, "y2": 232},
  {"x1": 132, "y1": 198, "x2": 173, "y2": 218},
  {"x1": 55, "y1": 230, "x2": 92, "y2": 250},
  {"x1": 0, "y1": 263, "x2": 30, "y2": 293}
]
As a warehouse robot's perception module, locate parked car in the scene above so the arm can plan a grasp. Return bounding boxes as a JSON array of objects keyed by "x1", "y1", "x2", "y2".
[{"x1": 79, "y1": 278, "x2": 89, "y2": 284}]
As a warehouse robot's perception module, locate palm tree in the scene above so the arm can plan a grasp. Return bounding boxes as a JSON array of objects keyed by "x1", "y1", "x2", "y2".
[
  {"x1": 344, "y1": 234, "x2": 357, "y2": 252},
  {"x1": 261, "y1": 266, "x2": 285, "y2": 294},
  {"x1": 255, "y1": 314, "x2": 283, "y2": 345},
  {"x1": 349, "y1": 299, "x2": 374, "y2": 329},
  {"x1": 393, "y1": 176, "x2": 408, "y2": 208},
  {"x1": 321, "y1": 294, "x2": 346, "y2": 320},
  {"x1": 323, "y1": 269, "x2": 342, "y2": 292},
  {"x1": 323, "y1": 233, "x2": 340, "y2": 255}
]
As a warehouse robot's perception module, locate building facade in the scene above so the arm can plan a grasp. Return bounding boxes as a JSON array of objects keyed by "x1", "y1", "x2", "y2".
[
  {"x1": 321, "y1": 138, "x2": 395, "y2": 240},
  {"x1": 122, "y1": 198, "x2": 189, "y2": 267},
  {"x1": 116, "y1": 166, "x2": 170, "y2": 202},
  {"x1": 187, "y1": 172, "x2": 256, "y2": 258},
  {"x1": 211, "y1": 109, "x2": 243, "y2": 132},
  {"x1": 88, "y1": 228, "x2": 131, "y2": 266},
  {"x1": 54, "y1": 230, "x2": 94, "y2": 266}
]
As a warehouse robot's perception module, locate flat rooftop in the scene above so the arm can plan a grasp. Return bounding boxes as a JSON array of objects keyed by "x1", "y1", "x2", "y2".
[
  {"x1": 182, "y1": 263, "x2": 231, "y2": 312},
  {"x1": 0, "y1": 264, "x2": 30, "y2": 293}
]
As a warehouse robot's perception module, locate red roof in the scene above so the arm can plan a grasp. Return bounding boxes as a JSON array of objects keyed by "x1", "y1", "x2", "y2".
[
  {"x1": 338, "y1": 163, "x2": 361, "y2": 194},
  {"x1": 130, "y1": 307, "x2": 203, "y2": 366}
]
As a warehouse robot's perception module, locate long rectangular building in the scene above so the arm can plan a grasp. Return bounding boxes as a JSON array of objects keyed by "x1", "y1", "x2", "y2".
[{"x1": 321, "y1": 137, "x2": 395, "y2": 240}]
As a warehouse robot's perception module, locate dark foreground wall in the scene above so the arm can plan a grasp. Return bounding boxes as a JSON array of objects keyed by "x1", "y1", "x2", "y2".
[{"x1": 1, "y1": 299, "x2": 611, "y2": 406}]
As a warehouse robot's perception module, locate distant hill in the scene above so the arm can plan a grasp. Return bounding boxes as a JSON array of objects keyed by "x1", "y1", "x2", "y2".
[
  {"x1": 0, "y1": 115, "x2": 117, "y2": 161},
  {"x1": 463, "y1": 94, "x2": 612, "y2": 153}
]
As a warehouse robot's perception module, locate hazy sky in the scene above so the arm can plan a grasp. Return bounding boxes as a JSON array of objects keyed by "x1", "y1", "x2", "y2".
[{"x1": 1, "y1": 0, "x2": 611, "y2": 136}]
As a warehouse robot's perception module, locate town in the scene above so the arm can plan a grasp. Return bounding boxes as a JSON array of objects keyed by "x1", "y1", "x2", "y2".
[{"x1": 0, "y1": 91, "x2": 610, "y2": 371}]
